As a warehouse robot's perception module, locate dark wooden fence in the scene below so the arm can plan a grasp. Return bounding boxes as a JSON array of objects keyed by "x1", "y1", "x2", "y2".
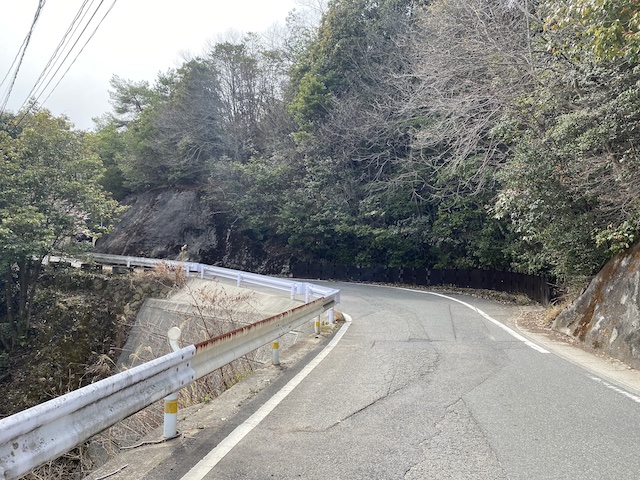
[{"x1": 291, "y1": 262, "x2": 551, "y2": 305}]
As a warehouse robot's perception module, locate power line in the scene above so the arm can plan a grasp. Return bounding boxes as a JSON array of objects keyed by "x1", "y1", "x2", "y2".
[
  {"x1": 16, "y1": 0, "x2": 120, "y2": 125},
  {"x1": 0, "y1": 0, "x2": 47, "y2": 89},
  {"x1": 40, "y1": 0, "x2": 119, "y2": 108},
  {"x1": 19, "y1": 0, "x2": 94, "y2": 110},
  {"x1": 0, "y1": 0, "x2": 47, "y2": 118},
  {"x1": 25, "y1": 0, "x2": 107, "y2": 109},
  {"x1": 0, "y1": 36, "x2": 28, "y2": 89}
]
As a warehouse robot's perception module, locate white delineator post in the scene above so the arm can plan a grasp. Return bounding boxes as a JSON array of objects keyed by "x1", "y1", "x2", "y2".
[
  {"x1": 272, "y1": 340, "x2": 280, "y2": 365},
  {"x1": 164, "y1": 327, "x2": 182, "y2": 438}
]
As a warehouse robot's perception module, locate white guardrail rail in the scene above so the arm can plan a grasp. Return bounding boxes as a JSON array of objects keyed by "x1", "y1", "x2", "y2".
[
  {"x1": 90, "y1": 253, "x2": 338, "y2": 302},
  {"x1": 0, "y1": 255, "x2": 339, "y2": 480}
]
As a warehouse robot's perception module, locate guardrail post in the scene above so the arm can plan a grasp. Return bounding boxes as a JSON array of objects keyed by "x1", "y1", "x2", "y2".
[
  {"x1": 290, "y1": 283, "x2": 296, "y2": 301},
  {"x1": 305, "y1": 285, "x2": 311, "y2": 304},
  {"x1": 328, "y1": 308, "x2": 335, "y2": 324},
  {"x1": 164, "y1": 327, "x2": 182, "y2": 439},
  {"x1": 200, "y1": 264, "x2": 205, "y2": 279},
  {"x1": 237, "y1": 273, "x2": 243, "y2": 288},
  {"x1": 272, "y1": 340, "x2": 280, "y2": 365}
]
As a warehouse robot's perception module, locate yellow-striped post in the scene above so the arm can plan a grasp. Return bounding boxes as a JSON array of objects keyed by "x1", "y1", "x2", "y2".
[
  {"x1": 272, "y1": 340, "x2": 280, "y2": 365},
  {"x1": 315, "y1": 316, "x2": 320, "y2": 335},
  {"x1": 164, "y1": 327, "x2": 182, "y2": 438},
  {"x1": 163, "y1": 393, "x2": 178, "y2": 438}
]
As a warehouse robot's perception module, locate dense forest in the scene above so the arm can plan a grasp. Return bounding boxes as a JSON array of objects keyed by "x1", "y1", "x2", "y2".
[
  {"x1": 93, "y1": 0, "x2": 640, "y2": 286},
  {"x1": 4, "y1": 0, "x2": 640, "y2": 349}
]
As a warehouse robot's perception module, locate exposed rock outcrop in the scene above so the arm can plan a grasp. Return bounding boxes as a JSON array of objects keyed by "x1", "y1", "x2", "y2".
[
  {"x1": 554, "y1": 242, "x2": 640, "y2": 368},
  {"x1": 95, "y1": 187, "x2": 289, "y2": 273}
]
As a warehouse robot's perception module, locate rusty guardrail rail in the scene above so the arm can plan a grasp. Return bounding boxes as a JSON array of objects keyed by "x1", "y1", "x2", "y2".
[{"x1": 0, "y1": 257, "x2": 339, "y2": 480}]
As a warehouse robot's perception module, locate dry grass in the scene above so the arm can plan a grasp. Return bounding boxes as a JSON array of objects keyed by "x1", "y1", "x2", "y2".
[
  {"x1": 135, "y1": 261, "x2": 188, "y2": 289},
  {"x1": 24, "y1": 263, "x2": 267, "y2": 479},
  {"x1": 83, "y1": 266, "x2": 265, "y2": 475}
]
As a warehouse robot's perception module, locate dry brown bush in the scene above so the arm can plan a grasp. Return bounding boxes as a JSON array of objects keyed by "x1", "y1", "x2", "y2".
[
  {"x1": 23, "y1": 264, "x2": 266, "y2": 479},
  {"x1": 83, "y1": 271, "x2": 264, "y2": 476}
]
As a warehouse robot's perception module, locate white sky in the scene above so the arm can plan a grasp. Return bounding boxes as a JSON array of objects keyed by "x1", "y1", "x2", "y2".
[{"x1": 0, "y1": 0, "x2": 300, "y2": 130}]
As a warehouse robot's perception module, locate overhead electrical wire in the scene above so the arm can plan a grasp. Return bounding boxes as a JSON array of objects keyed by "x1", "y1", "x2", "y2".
[
  {"x1": 18, "y1": 0, "x2": 94, "y2": 110},
  {"x1": 0, "y1": 0, "x2": 47, "y2": 118},
  {"x1": 4, "y1": 0, "x2": 120, "y2": 125},
  {"x1": 22, "y1": 0, "x2": 109, "y2": 111},
  {"x1": 39, "y1": 0, "x2": 119, "y2": 108},
  {"x1": 0, "y1": 35, "x2": 29, "y2": 89}
]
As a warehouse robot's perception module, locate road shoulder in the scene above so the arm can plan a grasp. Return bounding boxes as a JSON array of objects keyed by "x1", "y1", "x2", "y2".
[
  {"x1": 84, "y1": 326, "x2": 339, "y2": 480},
  {"x1": 512, "y1": 307, "x2": 640, "y2": 398}
]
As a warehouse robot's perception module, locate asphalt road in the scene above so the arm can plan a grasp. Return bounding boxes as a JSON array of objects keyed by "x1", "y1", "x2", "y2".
[{"x1": 95, "y1": 283, "x2": 640, "y2": 479}]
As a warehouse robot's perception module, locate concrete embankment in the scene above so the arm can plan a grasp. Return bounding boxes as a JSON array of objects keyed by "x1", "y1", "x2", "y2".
[
  {"x1": 84, "y1": 277, "x2": 334, "y2": 479},
  {"x1": 117, "y1": 278, "x2": 310, "y2": 368}
]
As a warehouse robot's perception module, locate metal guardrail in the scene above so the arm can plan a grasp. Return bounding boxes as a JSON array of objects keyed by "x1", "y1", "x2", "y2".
[
  {"x1": 0, "y1": 256, "x2": 339, "y2": 480},
  {"x1": 89, "y1": 253, "x2": 339, "y2": 303},
  {"x1": 0, "y1": 349, "x2": 195, "y2": 480}
]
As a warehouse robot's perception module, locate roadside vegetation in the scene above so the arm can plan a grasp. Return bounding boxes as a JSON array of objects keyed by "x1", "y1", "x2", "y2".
[
  {"x1": 2, "y1": 0, "x2": 640, "y2": 475},
  {"x1": 2, "y1": 264, "x2": 262, "y2": 479},
  {"x1": 0, "y1": 265, "x2": 174, "y2": 418},
  {"x1": 87, "y1": 0, "x2": 640, "y2": 290},
  {"x1": 4, "y1": 1, "x2": 639, "y2": 318}
]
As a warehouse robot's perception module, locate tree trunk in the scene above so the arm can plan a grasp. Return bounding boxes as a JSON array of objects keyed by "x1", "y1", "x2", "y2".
[
  {"x1": 17, "y1": 258, "x2": 32, "y2": 338},
  {"x1": 24, "y1": 258, "x2": 43, "y2": 334},
  {"x1": 3, "y1": 268, "x2": 16, "y2": 350},
  {"x1": 18, "y1": 259, "x2": 29, "y2": 322}
]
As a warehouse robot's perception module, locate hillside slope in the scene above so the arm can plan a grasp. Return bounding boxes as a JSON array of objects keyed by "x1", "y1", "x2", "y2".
[
  {"x1": 95, "y1": 187, "x2": 288, "y2": 273},
  {"x1": 554, "y1": 242, "x2": 640, "y2": 369}
]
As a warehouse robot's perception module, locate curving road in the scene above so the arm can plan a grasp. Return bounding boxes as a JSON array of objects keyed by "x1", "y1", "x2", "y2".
[{"x1": 96, "y1": 282, "x2": 640, "y2": 479}]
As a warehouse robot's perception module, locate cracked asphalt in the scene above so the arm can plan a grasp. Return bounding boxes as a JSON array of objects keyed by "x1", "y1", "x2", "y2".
[{"x1": 88, "y1": 282, "x2": 640, "y2": 479}]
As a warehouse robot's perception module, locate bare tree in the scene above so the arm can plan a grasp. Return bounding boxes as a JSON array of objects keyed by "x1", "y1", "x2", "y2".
[{"x1": 388, "y1": 0, "x2": 539, "y2": 196}]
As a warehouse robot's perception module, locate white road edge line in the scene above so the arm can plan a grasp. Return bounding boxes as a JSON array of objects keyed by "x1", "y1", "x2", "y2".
[
  {"x1": 588, "y1": 375, "x2": 640, "y2": 404},
  {"x1": 180, "y1": 316, "x2": 353, "y2": 480},
  {"x1": 398, "y1": 288, "x2": 549, "y2": 354}
]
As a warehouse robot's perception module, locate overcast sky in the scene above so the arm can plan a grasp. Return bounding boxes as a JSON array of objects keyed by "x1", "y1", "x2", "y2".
[{"x1": 0, "y1": 0, "x2": 300, "y2": 130}]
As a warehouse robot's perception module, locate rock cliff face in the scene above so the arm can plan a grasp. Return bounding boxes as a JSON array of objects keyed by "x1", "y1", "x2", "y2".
[
  {"x1": 554, "y1": 242, "x2": 640, "y2": 368},
  {"x1": 95, "y1": 187, "x2": 288, "y2": 273}
]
